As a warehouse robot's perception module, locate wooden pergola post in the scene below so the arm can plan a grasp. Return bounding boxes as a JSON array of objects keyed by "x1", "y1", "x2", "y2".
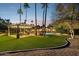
[{"x1": 8, "y1": 25, "x2": 10, "y2": 36}]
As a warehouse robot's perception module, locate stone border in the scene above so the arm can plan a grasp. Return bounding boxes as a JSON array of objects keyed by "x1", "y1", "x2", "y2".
[{"x1": 0, "y1": 39, "x2": 70, "y2": 55}]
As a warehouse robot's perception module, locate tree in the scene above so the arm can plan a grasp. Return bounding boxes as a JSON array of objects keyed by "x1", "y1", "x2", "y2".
[
  {"x1": 41, "y1": 3, "x2": 45, "y2": 27},
  {"x1": 41, "y1": 3, "x2": 45, "y2": 35},
  {"x1": 41, "y1": 3, "x2": 48, "y2": 35},
  {"x1": 47, "y1": 24, "x2": 53, "y2": 32},
  {"x1": 56, "y1": 3, "x2": 79, "y2": 39},
  {"x1": 35, "y1": 3, "x2": 37, "y2": 36},
  {"x1": 17, "y1": 3, "x2": 23, "y2": 24},
  {"x1": 23, "y1": 3, "x2": 30, "y2": 34},
  {"x1": 0, "y1": 18, "x2": 9, "y2": 33},
  {"x1": 24, "y1": 3, "x2": 30, "y2": 24},
  {"x1": 16, "y1": 24, "x2": 20, "y2": 39},
  {"x1": 17, "y1": 3, "x2": 23, "y2": 39},
  {"x1": 31, "y1": 20, "x2": 33, "y2": 25}
]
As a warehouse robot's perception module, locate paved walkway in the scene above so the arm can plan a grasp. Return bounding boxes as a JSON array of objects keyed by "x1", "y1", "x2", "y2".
[{"x1": 3, "y1": 36, "x2": 79, "y2": 56}]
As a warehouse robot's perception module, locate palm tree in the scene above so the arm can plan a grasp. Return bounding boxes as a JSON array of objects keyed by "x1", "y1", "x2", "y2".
[
  {"x1": 41, "y1": 3, "x2": 45, "y2": 35},
  {"x1": 24, "y1": 19, "x2": 27, "y2": 24},
  {"x1": 17, "y1": 3, "x2": 23, "y2": 24},
  {"x1": 17, "y1": 3, "x2": 23, "y2": 39},
  {"x1": 24, "y1": 3, "x2": 30, "y2": 24},
  {"x1": 41, "y1": 4, "x2": 45, "y2": 27},
  {"x1": 23, "y1": 3, "x2": 30, "y2": 34},
  {"x1": 31, "y1": 20, "x2": 33, "y2": 25},
  {"x1": 35, "y1": 3, "x2": 37, "y2": 36},
  {"x1": 41, "y1": 3, "x2": 48, "y2": 35}
]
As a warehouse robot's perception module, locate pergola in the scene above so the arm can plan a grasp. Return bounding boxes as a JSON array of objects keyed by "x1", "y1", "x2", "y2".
[{"x1": 7, "y1": 24, "x2": 34, "y2": 38}]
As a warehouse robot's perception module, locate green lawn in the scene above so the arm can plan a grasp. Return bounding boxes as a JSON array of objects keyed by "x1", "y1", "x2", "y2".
[{"x1": 0, "y1": 35, "x2": 66, "y2": 52}]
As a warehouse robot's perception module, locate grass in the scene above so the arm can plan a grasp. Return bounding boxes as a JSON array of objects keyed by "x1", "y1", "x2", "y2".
[{"x1": 0, "y1": 35, "x2": 66, "y2": 52}]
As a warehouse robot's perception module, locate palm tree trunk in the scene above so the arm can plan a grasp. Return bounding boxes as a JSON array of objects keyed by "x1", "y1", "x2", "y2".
[
  {"x1": 42, "y1": 8, "x2": 45, "y2": 35},
  {"x1": 24, "y1": 9, "x2": 27, "y2": 34},
  {"x1": 17, "y1": 3, "x2": 21, "y2": 39},
  {"x1": 44, "y1": 4, "x2": 47, "y2": 35},
  {"x1": 42, "y1": 8, "x2": 45, "y2": 26},
  {"x1": 35, "y1": 3, "x2": 37, "y2": 36},
  {"x1": 26, "y1": 9, "x2": 27, "y2": 23},
  {"x1": 20, "y1": 14, "x2": 21, "y2": 24},
  {"x1": 20, "y1": 3, "x2": 21, "y2": 24},
  {"x1": 16, "y1": 24, "x2": 20, "y2": 39}
]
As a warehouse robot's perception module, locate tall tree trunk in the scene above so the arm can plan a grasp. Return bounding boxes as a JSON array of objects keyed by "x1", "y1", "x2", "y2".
[
  {"x1": 19, "y1": 3, "x2": 22, "y2": 36},
  {"x1": 24, "y1": 9, "x2": 27, "y2": 34},
  {"x1": 42, "y1": 8, "x2": 45, "y2": 35},
  {"x1": 19, "y1": 12, "x2": 21, "y2": 34},
  {"x1": 25, "y1": 9, "x2": 27, "y2": 23},
  {"x1": 16, "y1": 3, "x2": 21, "y2": 39},
  {"x1": 35, "y1": 3, "x2": 37, "y2": 36},
  {"x1": 16, "y1": 24, "x2": 20, "y2": 39},
  {"x1": 44, "y1": 4, "x2": 47, "y2": 35},
  {"x1": 20, "y1": 3, "x2": 21, "y2": 24},
  {"x1": 42, "y1": 8, "x2": 45, "y2": 26},
  {"x1": 19, "y1": 3, "x2": 21, "y2": 34}
]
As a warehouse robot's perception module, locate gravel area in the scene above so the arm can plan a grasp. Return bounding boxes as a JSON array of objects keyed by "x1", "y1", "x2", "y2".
[{"x1": 2, "y1": 36, "x2": 79, "y2": 56}]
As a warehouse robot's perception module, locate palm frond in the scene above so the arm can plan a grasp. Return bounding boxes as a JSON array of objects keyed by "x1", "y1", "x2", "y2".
[
  {"x1": 17, "y1": 8, "x2": 23, "y2": 14},
  {"x1": 24, "y1": 3, "x2": 30, "y2": 8}
]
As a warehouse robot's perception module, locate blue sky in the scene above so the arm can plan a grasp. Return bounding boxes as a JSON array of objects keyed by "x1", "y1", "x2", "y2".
[{"x1": 0, "y1": 3, "x2": 56, "y2": 26}]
